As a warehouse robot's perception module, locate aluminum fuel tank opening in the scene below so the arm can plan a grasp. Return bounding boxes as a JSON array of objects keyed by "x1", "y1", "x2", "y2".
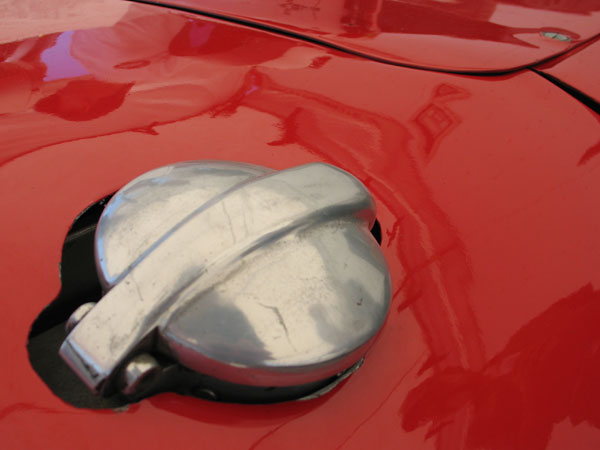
[{"x1": 59, "y1": 161, "x2": 392, "y2": 403}]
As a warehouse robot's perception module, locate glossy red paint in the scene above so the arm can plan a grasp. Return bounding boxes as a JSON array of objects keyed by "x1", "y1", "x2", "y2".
[
  {"x1": 2, "y1": 1, "x2": 600, "y2": 449},
  {"x1": 534, "y1": 36, "x2": 600, "y2": 168},
  {"x1": 150, "y1": 0, "x2": 600, "y2": 73},
  {"x1": 536, "y1": 35, "x2": 600, "y2": 104}
]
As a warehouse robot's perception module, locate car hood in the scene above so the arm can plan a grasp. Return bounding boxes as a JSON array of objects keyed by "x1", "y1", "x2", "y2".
[
  {"x1": 147, "y1": 0, "x2": 600, "y2": 73},
  {"x1": 2, "y1": 1, "x2": 600, "y2": 449}
]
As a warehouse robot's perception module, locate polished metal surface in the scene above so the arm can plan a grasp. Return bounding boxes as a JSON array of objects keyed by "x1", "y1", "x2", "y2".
[
  {"x1": 120, "y1": 353, "x2": 161, "y2": 397},
  {"x1": 60, "y1": 161, "x2": 391, "y2": 398},
  {"x1": 95, "y1": 161, "x2": 271, "y2": 289},
  {"x1": 65, "y1": 302, "x2": 96, "y2": 333}
]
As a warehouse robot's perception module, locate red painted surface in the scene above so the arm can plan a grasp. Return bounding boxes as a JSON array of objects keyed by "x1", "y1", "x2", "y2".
[
  {"x1": 535, "y1": 36, "x2": 600, "y2": 167},
  {"x1": 2, "y1": 1, "x2": 600, "y2": 449},
  {"x1": 536, "y1": 35, "x2": 600, "y2": 105},
  {"x1": 155, "y1": 0, "x2": 600, "y2": 72}
]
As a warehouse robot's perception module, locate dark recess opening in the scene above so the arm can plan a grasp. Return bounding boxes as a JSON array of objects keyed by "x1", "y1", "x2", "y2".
[{"x1": 370, "y1": 219, "x2": 382, "y2": 245}]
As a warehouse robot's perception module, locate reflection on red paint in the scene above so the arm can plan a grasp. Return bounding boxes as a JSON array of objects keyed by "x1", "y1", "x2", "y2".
[
  {"x1": 34, "y1": 80, "x2": 134, "y2": 121},
  {"x1": 168, "y1": 20, "x2": 291, "y2": 64},
  {"x1": 378, "y1": 1, "x2": 539, "y2": 47},
  {"x1": 411, "y1": 84, "x2": 469, "y2": 161},
  {"x1": 402, "y1": 284, "x2": 600, "y2": 450},
  {"x1": 339, "y1": 0, "x2": 380, "y2": 38},
  {"x1": 578, "y1": 114, "x2": 600, "y2": 166},
  {"x1": 164, "y1": 0, "x2": 600, "y2": 71},
  {"x1": 41, "y1": 31, "x2": 89, "y2": 82},
  {"x1": 0, "y1": 34, "x2": 58, "y2": 98},
  {"x1": 579, "y1": 142, "x2": 600, "y2": 165}
]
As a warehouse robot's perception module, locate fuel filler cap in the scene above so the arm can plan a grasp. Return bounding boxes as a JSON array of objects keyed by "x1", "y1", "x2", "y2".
[{"x1": 60, "y1": 161, "x2": 391, "y2": 402}]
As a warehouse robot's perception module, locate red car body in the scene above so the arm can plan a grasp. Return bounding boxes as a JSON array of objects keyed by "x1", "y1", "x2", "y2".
[{"x1": 1, "y1": 1, "x2": 600, "y2": 448}]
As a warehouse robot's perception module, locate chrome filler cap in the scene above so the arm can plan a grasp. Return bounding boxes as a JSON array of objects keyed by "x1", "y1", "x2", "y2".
[{"x1": 60, "y1": 161, "x2": 391, "y2": 401}]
